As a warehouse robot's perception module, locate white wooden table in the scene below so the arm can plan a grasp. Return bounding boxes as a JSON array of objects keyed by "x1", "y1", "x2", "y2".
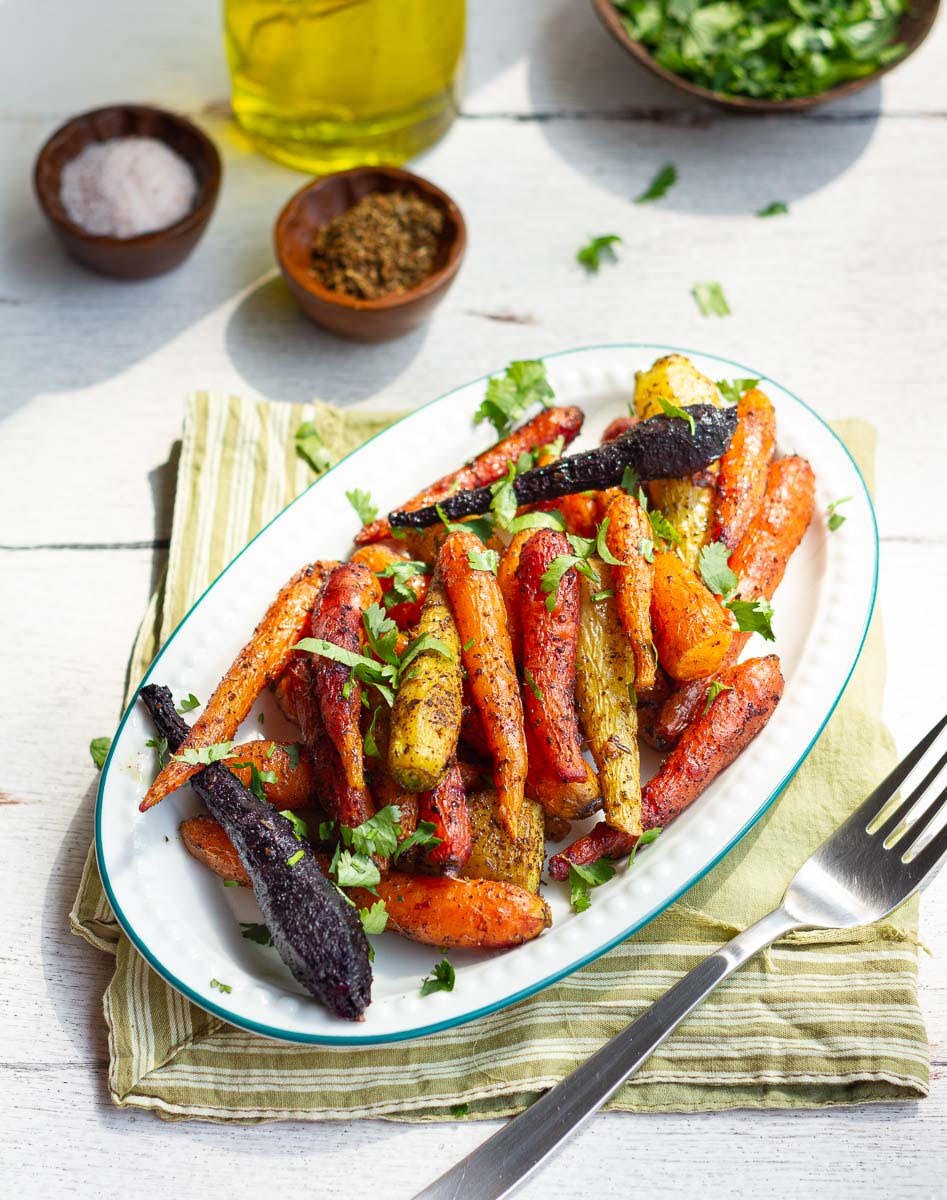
[{"x1": 2, "y1": 0, "x2": 945, "y2": 1195}]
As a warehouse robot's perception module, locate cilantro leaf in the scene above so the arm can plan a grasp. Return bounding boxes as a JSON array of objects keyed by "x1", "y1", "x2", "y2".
[
  {"x1": 568, "y1": 860, "x2": 615, "y2": 913},
  {"x1": 172, "y1": 740, "x2": 236, "y2": 766},
  {"x1": 756, "y1": 201, "x2": 788, "y2": 218},
  {"x1": 647, "y1": 507, "x2": 681, "y2": 547},
  {"x1": 698, "y1": 541, "x2": 738, "y2": 598},
  {"x1": 333, "y1": 848, "x2": 381, "y2": 888},
  {"x1": 394, "y1": 820, "x2": 442, "y2": 861},
  {"x1": 363, "y1": 704, "x2": 381, "y2": 758},
  {"x1": 279, "y1": 809, "x2": 309, "y2": 842},
  {"x1": 638, "y1": 537, "x2": 654, "y2": 563},
  {"x1": 621, "y1": 465, "x2": 640, "y2": 495},
  {"x1": 577, "y1": 234, "x2": 622, "y2": 274},
  {"x1": 286, "y1": 849, "x2": 305, "y2": 868},
  {"x1": 420, "y1": 957, "x2": 456, "y2": 996},
  {"x1": 176, "y1": 693, "x2": 200, "y2": 714},
  {"x1": 628, "y1": 826, "x2": 661, "y2": 868},
  {"x1": 90, "y1": 737, "x2": 111, "y2": 770},
  {"x1": 346, "y1": 488, "x2": 378, "y2": 525},
  {"x1": 728, "y1": 597, "x2": 775, "y2": 641},
  {"x1": 285, "y1": 742, "x2": 301, "y2": 770},
  {"x1": 703, "y1": 680, "x2": 733, "y2": 714},
  {"x1": 489, "y1": 463, "x2": 519, "y2": 530},
  {"x1": 240, "y1": 922, "x2": 273, "y2": 946},
  {"x1": 294, "y1": 420, "x2": 332, "y2": 474},
  {"x1": 692, "y1": 281, "x2": 731, "y2": 317},
  {"x1": 717, "y1": 377, "x2": 760, "y2": 405},
  {"x1": 468, "y1": 547, "x2": 500, "y2": 574},
  {"x1": 377, "y1": 559, "x2": 430, "y2": 608},
  {"x1": 209, "y1": 978, "x2": 232, "y2": 994},
  {"x1": 342, "y1": 804, "x2": 402, "y2": 859},
  {"x1": 591, "y1": 588, "x2": 615, "y2": 602},
  {"x1": 635, "y1": 163, "x2": 677, "y2": 203},
  {"x1": 827, "y1": 496, "x2": 852, "y2": 531},
  {"x1": 359, "y1": 899, "x2": 389, "y2": 935},
  {"x1": 656, "y1": 396, "x2": 696, "y2": 435},
  {"x1": 540, "y1": 554, "x2": 579, "y2": 612},
  {"x1": 524, "y1": 668, "x2": 543, "y2": 702},
  {"x1": 145, "y1": 735, "x2": 169, "y2": 768},
  {"x1": 435, "y1": 504, "x2": 494, "y2": 544},
  {"x1": 473, "y1": 360, "x2": 555, "y2": 437},
  {"x1": 231, "y1": 759, "x2": 277, "y2": 801},
  {"x1": 595, "y1": 517, "x2": 623, "y2": 566},
  {"x1": 507, "y1": 509, "x2": 566, "y2": 535}
]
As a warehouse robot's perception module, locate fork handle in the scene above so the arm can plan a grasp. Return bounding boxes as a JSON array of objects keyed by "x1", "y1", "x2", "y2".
[{"x1": 414, "y1": 906, "x2": 798, "y2": 1200}]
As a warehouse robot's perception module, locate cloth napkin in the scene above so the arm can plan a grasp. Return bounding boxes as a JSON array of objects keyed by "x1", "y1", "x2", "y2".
[{"x1": 70, "y1": 392, "x2": 928, "y2": 1122}]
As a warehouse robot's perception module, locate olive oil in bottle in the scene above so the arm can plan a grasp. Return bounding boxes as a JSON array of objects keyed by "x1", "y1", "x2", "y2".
[{"x1": 223, "y1": 0, "x2": 465, "y2": 173}]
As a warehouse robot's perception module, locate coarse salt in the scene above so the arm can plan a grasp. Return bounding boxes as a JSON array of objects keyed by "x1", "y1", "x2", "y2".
[{"x1": 60, "y1": 136, "x2": 198, "y2": 239}]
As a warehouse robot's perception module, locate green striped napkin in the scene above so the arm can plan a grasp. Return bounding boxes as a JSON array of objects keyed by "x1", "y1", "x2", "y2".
[{"x1": 70, "y1": 393, "x2": 928, "y2": 1121}]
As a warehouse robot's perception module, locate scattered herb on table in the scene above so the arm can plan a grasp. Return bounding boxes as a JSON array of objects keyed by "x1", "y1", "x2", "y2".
[
  {"x1": 421, "y1": 957, "x2": 456, "y2": 996},
  {"x1": 576, "y1": 233, "x2": 622, "y2": 274},
  {"x1": 89, "y1": 737, "x2": 111, "y2": 770},
  {"x1": 757, "y1": 201, "x2": 788, "y2": 217},
  {"x1": 294, "y1": 419, "x2": 333, "y2": 474},
  {"x1": 612, "y1": 0, "x2": 907, "y2": 102},
  {"x1": 692, "y1": 281, "x2": 731, "y2": 317},
  {"x1": 451, "y1": 1103, "x2": 470, "y2": 1118},
  {"x1": 827, "y1": 495, "x2": 852, "y2": 531},
  {"x1": 635, "y1": 163, "x2": 678, "y2": 202},
  {"x1": 310, "y1": 190, "x2": 446, "y2": 300}
]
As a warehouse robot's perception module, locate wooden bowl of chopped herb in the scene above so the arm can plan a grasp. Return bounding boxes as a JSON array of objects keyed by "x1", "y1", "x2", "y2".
[
  {"x1": 591, "y1": 0, "x2": 939, "y2": 111},
  {"x1": 274, "y1": 166, "x2": 466, "y2": 342}
]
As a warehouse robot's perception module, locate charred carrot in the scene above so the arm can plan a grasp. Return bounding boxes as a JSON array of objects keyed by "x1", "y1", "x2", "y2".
[
  {"x1": 310, "y1": 562, "x2": 382, "y2": 795},
  {"x1": 548, "y1": 821, "x2": 635, "y2": 880},
  {"x1": 140, "y1": 560, "x2": 333, "y2": 811},
  {"x1": 419, "y1": 760, "x2": 472, "y2": 875},
  {"x1": 347, "y1": 873, "x2": 552, "y2": 948},
  {"x1": 357, "y1": 406, "x2": 585, "y2": 544},
  {"x1": 439, "y1": 530, "x2": 528, "y2": 838},
  {"x1": 603, "y1": 491, "x2": 656, "y2": 690},
  {"x1": 650, "y1": 551, "x2": 732, "y2": 682},
  {"x1": 710, "y1": 389, "x2": 776, "y2": 550}
]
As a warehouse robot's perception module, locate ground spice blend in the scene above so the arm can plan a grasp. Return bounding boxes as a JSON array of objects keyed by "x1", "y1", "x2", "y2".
[{"x1": 310, "y1": 190, "x2": 445, "y2": 300}]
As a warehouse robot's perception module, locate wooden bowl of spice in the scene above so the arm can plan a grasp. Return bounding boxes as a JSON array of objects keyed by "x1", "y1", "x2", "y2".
[
  {"x1": 34, "y1": 104, "x2": 221, "y2": 279},
  {"x1": 274, "y1": 166, "x2": 466, "y2": 342}
]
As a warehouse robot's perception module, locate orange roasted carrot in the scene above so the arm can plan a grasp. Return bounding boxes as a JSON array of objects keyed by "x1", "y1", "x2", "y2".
[
  {"x1": 348, "y1": 873, "x2": 552, "y2": 948},
  {"x1": 603, "y1": 491, "x2": 656, "y2": 690},
  {"x1": 309, "y1": 562, "x2": 382, "y2": 795},
  {"x1": 439, "y1": 530, "x2": 528, "y2": 838},
  {"x1": 180, "y1": 815, "x2": 250, "y2": 886},
  {"x1": 140, "y1": 560, "x2": 333, "y2": 811},
  {"x1": 710, "y1": 389, "x2": 776, "y2": 550},
  {"x1": 496, "y1": 529, "x2": 533, "y2": 664},
  {"x1": 418, "y1": 760, "x2": 472, "y2": 875},
  {"x1": 650, "y1": 457, "x2": 815, "y2": 748},
  {"x1": 650, "y1": 551, "x2": 732, "y2": 682},
  {"x1": 226, "y1": 740, "x2": 315, "y2": 810},
  {"x1": 350, "y1": 541, "x2": 430, "y2": 629},
  {"x1": 356, "y1": 406, "x2": 585, "y2": 544},
  {"x1": 516, "y1": 530, "x2": 599, "y2": 813},
  {"x1": 549, "y1": 654, "x2": 785, "y2": 876}
]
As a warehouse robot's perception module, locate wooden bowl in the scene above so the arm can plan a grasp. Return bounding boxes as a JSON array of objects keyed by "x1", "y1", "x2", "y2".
[
  {"x1": 34, "y1": 104, "x2": 221, "y2": 279},
  {"x1": 274, "y1": 166, "x2": 466, "y2": 342},
  {"x1": 590, "y1": 0, "x2": 940, "y2": 113}
]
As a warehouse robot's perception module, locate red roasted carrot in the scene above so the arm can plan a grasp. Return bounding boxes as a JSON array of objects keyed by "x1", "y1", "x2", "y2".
[
  {"x1": 549, "y1": 654, "x2": 784, "y2": 876},
  {"x1": 517, "y1": 530, "x2": 599, "y2": 814},
  {"x1": 356, "y1": 406, "x2": 585, "y2": 544},
  {"x1": 350, "y1": 541, "x2": 429, "y2": 629},
  {"x1": 310, "y1": 562, "x2": 382, "y2": 795},
  {"x1": 710, "y1": 389, "x2": 777, "y2": 550},
  {"x1": 419, "y1": 760, "x2": 472, "y2": 875},
  {"x1": 649, "y1": 457, "x2": 815, "y2": 748},
  {"x1": 140, "y1": 560, "x2": 333, "y2": 811},
  {"x1": 439, "y1": 530, "x2": 528, "y2": 838}
]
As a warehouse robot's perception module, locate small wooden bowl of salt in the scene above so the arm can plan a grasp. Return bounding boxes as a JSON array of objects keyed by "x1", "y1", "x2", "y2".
[{"x1": 34, "y1": 104, "x2": 221, "y2": 280}]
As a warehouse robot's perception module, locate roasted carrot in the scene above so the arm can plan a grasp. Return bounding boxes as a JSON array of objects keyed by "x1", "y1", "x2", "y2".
[
  {"x1": 649, "y1": 457, "x2": 814, "y2": 748},
  {"x1": 356, "y1": 406, "x2": 585, "y2": 544},
  {"x1": 601, "y1": 413, "x2": 638, "y2": 443},
  {"x1": 548, "y1": 821, "x2": 635, "y2": 880},
  {"x1": 347, "y1": 873, "x2": 552, "y2": 948},
  {"x1": 496, "y1": 529, "x2": 533, "y2": 664},
  {"x1": 517, "y1": 530, "x2": 599, "y2": 815},
  {"x1": 350, "y1": 541, "x2": 429, "y2": 628},
  {"x1": 710, "y1": 389, "x2": 776, "y2": 550},
  {"x1": 650, "y1": 551, "x2": 732, "y2": 682},
  {"x1": 140, "y1": 560, "x2": 333, "y2": 811},
  {"x1": 180, "y1": 815, "x2": 251, "y2": 885},
  {"x1": 226, "y1": 740, "x2": 315, "y2": 810},
  {"x1": 603, "y1": 491, "x2": 656, "y2": 690},
  {"x1": 439, "y1": 530, "x2": 528, "y2": 838},
  {"x1": 418, "y1": 760, "x2": 472, "y2": 875},
  {"x1": 310, "y1": 562, "x2": 382, "y2": 795}
]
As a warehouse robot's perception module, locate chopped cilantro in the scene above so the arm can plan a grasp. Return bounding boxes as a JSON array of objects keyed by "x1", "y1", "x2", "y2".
[
  {"x1": 222, "y1": 879, "x2": 239, "y2": 888},
  {"x1": 703, "y1": 679, "x2": 734, "y2": 714},
  {"x1": 342, "y1": 804, "x2": 402, "y2": 859},
  {"x1": 717, "y1": 377, "x2": 760, "y2": 405},
  {"x1": 209, "y1": 978, "x2": 232, "y2": 994},
  {"x1": 89, "y1": 737, "x2": 111, "y2": 770},
  {"x1": 362, "y1": 705, "x2": 381, "y2": 758},
  {"x1": 294, "y1": 420, "x2": 332, "y2": 474},
  {"x1": 333, "y1": 848, "x2": 381, "y2": 889},
  {"x1": 692, "y1": 282, "x2": 730, "y2": 317},
  {"x1": 172, "y1": 740, "x2": 236, "y2": 766},
  {"x1": 628, "y1": 826, "x2": 661, "y2": 868},
  {"x1": 507, "y1": 509, "x2": 566, "y2": 535},
  {"x1": 176, "y1": 693, "x2": 200, "y2": 714},
  {"x1": 757, "y1": 201, "x2": 788, "y2": 218},
  {"x1": 346, "y1": 488, "x2": 378, "y2": 525},
  {"x1": 568, "y1": 860, "x2": 615, "y2": 912},
  {"x1": 285, "y1": 742, "x2": 301, "y2": 770},
  {"x1": 489, "y1": 462, "x2": 519, "y2": 530},
  {"x1": 656, "y1": 396, "x2": 696, "y2": 435},
  {"x1": 286, "y1": 849, "x2": 305, "y2": 868},
  {"x1": 827, "y1": 496, "x2": 852, "y2": 531},
  {"x1": 638, "y1": 537, "x2": 654, "y2": 563},
  {"x1": 595, "y1": 517, "x2": 623, "y2": 566},
  {"x1": 728, "y1": 597, "x2": 776, "y2": 641},
  {"x1": 647, "y1": 508, "x2": 681, "y2": 547},
  {"x1": 420, "y1": 957, "x2": 456, "y2": 996},
  {"x1": 231, "y1": 759, "x2": 277, "y2": 801},
  {"x1": 240, "y1": 922, "x2": 273, "y2": 946},
  {"x1": 359, "y1": 899, "x2": 389, "y2": 935},
  {"x1": 524, "y1": 668, "x2": 543, "y2": 702},
  {"x1": 468, "y1": 547, "x2": 500, "y2": 574},
  {"x1": 698, "y1": 541, "x2": 738, "y2": 598},
  {"x1": 577, "y1": 234, "x2": 622, "y2": 274},
  {"x1": 635, "y1": 163, "x2": 677, "y2": 203},
  {"x1": 279, "y1": 809, "x2": 309, "y2": 843},
  {"x1": 473, "y1": 360, "x2": 555, "y2": 437},
  {"x1": 621, "y1": 465, "x2": 640, "y2": 495},
  {"x1": 394, "y1": 820, "x2": 442, "y2": 862},
  {"x1": 591, "y1": 588, "x2": 615, "y2": 603},
  {"x1": 377, "y1": 559, "x2": 430, "y2": 609},
  {"x1": 540, "y1": 554, "x2": 600, "y2": 612},
  {"x1": 145, "y1": 735, "x2": 169, "y2": 768}
]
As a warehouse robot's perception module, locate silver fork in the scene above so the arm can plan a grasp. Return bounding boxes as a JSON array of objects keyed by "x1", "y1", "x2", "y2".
[{"x1": 415, "y1": 713, "x2": 947, "y2": 1200}]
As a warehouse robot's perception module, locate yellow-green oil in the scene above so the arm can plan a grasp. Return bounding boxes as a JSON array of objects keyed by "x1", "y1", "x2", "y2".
[{"x1": 223, "y1": 0, "x2": 465, "y2": 173}]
